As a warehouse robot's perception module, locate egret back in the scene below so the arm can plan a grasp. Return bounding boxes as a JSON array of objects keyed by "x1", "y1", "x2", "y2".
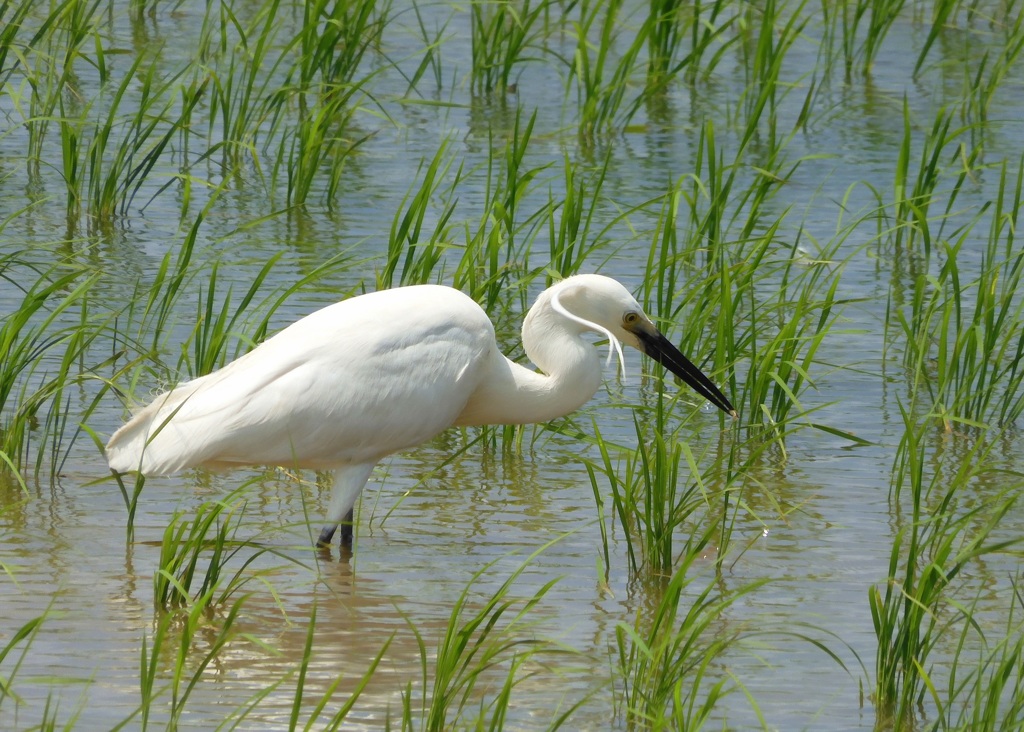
[{"x1": 106, "y1": 286, "x2": 495, "y2": 475}]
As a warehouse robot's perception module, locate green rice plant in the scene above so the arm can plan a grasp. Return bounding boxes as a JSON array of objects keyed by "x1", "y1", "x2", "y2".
[
  {"x1": 0, "y1": 612, "x2": 46, "y2": 707},
  {"x1": 407, "y1": 0, "x2": 449, "y2": 93},
  {"x1": 646, "y1": 0, "x2": 736, "y2": 88},
  {"x1": 284, "y1": 604, "x2": 392, "y2": 731},
  {"x1": 103, "y1": 466, "x2": 147, "y2": 544},
  {"x1": 161, "y1": 73, "x2": 212, "y2": 223},
  {"x1": 201, "y1": 0, "x2": 295, "y2": 174},
  {"x1": 470, "y1": 0, "x2": 546, "y2": 95},
  {"x1": 135, "y1": 589, "x2": 250, "y2": 731},
  {"x1": 37, "y1": 299, "x2": 126, "y2": 478},
  {"x1": 959, "y1": 12, "x2": 1024, "y2": 132},
  {"x1": 636, "y1": 118, "x2": 852, "y2": 449},
  {"x1": 546, "y1": 154, "x2": 699, "y2": 288},
  {"x1": 0, "y1": 0, "x2": 34, "y2": 87},
  {"x1": 836, "y1": 0, "x2": 864, "y2": 80},
  {"x1": 112, "y1": 214, "x2": 232, "y2": 366},
  {"x1": 567, "y1": 0, "x2": 649, "y2": 141},
  {"x1": 737, "y1": 0, "x2": 808, "y2": 149},
  {"x1": 58, "y1": 95, "x2": 85, "y2": 223},
  {"x1": 454, "y1": 110, "x2": 547, "y2": 311},
  {"x1": 21, "y1": 0, "x2": 103, "y2": 173},
  {"x1": 277, "y1": 0, "x2": 388, "y2": 206},
  {"x1": 870, "y1": 404, "x2": 1024, "y2": 725},
  {"x1": 545, "y1": 151, "x2": 609, "y2": 282},
  {"x1": 614, "y1": 548, "x2": 765, "y2": 728},
  {"x1": 585, "y1": 389, "x2": 737, "y2": 577},
  {"x1": 178, "y1": 253, "x2": 283, "y2": 378},
  {"x1": 42, "y1": 0, "x2": 132, "y2": 220},
  {"x1": 586, "y1": 407, "x2": 722, "y2": 576},
  {"x1": 113, "y1": 221, "x2": 362, "y2": 411},
  {"x1": 118, "y1": 215, "x2": 202, "y2": 360},
  {"x1": 689, "y1": 0, "x2": 739, "y2": 85},
  {"x1": 81, "y1": 56, "x2": 202, "y2": 222},
  {"x1": 838, "y1": 0, "x2": 907, "y2": 78},
  {"x1": 278, "y1": 83, "x2": 367, "y2": 208},
  {"x1": 403, "y1": 540, "x2": 567, "y2": 730},
  {"x1": 645, "y1": 0, "x2": 686, "y2": 88},
  {"x1": 0, "y1": 257, "x2": 100, "y2": 472},
  {"x1": 671, "y1": 119, "x2": 773, "y2": 280},
  {"x1": 810, "y1": 3, "x2": 843, "y2": 114},
  {"x1": 736, "y1": 239, "x2": 842, "y2": 439},
  {"x1": 154, "y1": 495, "x2": 246, "y2": 611},
  {"x1": 134, "y1": 609, "x2": 163, "y2": 731},
  {"x1": 895, "y1": 155, "x2": 1024, "y2": 429},
  {"x1": 643, "y1": 184, "x2": 737, "y2": 394},
  {"x1": 153, "y1": 483, "x2": 285, "y2": 611},
  {"x1": 639, "y1": 179, "x2": 705, "y2": 319},
  {"x1": 640, "y1": 163, "x2": 766, "y2": 338},
  {"x1": 646, "y1": 121, "x2": 835, "y2": 439},
  {"x1": 51, "y1": 15, "x2": 202, "y2": 224},
  {"x1": 298, "y1": 0, "x2": 386, "y2": 91},
  {"x1": 936, "y1": 575, "x2": 1024, "y2": 731},
  {"x1": 912, "y1": 0, "x2": 966, "y2": 77},
  {"x1": 890, "y1": 101, "x2": 979, "y2": 258},
  {"x1": 68, "y1": 64, "x2": 210, "y2": 225},
  {"x1": 380, "y1": 139, "x2": 463, "y2": 289},
  {"x1": 859, "y1": 0, "x2": 905, "y2": 75}
]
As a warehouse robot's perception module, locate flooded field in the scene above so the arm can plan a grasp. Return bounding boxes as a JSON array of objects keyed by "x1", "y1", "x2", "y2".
[{"x1": 2, "y1": 0, "x2": 1024, "y2": 729}]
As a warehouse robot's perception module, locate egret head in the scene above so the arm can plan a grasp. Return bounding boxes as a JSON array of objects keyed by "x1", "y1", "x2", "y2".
[{"x1": 549, "y1": 274, "x2": 736, "y2": 416}]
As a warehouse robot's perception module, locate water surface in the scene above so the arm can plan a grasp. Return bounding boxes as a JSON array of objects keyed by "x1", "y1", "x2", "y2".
[{"x1": 2, "y1": 1, "x2": 1024, "y2": 729}]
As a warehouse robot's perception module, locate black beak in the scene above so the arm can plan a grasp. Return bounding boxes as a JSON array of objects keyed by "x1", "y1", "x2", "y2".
[{"x1": 635, "y1": 328, "x2": 736, "y2": 417}]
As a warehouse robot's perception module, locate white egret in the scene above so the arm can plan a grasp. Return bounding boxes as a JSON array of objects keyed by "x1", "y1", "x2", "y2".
[{"x1": 106, "y1": 274, "x2": 736, "y2": 547}]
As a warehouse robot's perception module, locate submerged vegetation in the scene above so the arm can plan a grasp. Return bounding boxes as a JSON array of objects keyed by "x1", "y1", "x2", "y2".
[{"x1": 1, "y1": 0, "x2": 1023, "y2": 729}]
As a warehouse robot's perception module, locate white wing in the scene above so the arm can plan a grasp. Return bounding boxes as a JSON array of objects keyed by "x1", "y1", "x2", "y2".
[{"x1": 106, "y1": 285, "x2": 494, "y2": 475}]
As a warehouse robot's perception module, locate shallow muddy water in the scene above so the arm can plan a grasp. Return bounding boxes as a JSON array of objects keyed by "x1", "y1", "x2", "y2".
[{"x1": 2, "y1": 1, "x2": 1024, "y2": 729}]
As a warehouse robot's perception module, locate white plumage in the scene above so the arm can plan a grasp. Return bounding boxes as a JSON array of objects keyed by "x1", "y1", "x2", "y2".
[{"x1": 107, "y1": 274, "x2": 735, "y2": 547}]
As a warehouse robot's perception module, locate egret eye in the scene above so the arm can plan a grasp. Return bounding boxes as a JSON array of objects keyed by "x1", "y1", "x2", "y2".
[{"x1": 623, "y1": 312, "x2": 640, "y2": 327}]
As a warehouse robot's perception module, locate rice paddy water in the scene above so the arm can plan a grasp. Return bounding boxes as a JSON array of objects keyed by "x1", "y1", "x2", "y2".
[{"x1": 2, "y1": 0, "x2": 1023, "y2": 729}]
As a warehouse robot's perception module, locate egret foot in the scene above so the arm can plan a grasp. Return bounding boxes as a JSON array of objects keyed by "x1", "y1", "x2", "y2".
[
  {"x1": 339, "y1": 507, "x2": 355, "y2": 546},
  {"x1": 316, "y1": 507, "x2": 355, "y2": 548},
  {"x1": 316, "y1": 524, "x2": 337, "y2": 547}
]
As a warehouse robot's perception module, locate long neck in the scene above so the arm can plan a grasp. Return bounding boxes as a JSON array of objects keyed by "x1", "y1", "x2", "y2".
[{"x1": 453, "y1": 296, "x2": 604, "y2": 427}]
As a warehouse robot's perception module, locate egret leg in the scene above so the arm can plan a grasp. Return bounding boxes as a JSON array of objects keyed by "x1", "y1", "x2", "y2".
[
  {"x1": 315, "y1": 507, "x2": 355, "y2": 547},
  {"x1": 339, "y1": 507, "x2": 355, "y2": 545},
  {"x1": 317, "y1": 524, "x2": 338, "y2": 547},
  {"x1": 317, "y1": 463, "x2": 375, "y2": 548}
]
